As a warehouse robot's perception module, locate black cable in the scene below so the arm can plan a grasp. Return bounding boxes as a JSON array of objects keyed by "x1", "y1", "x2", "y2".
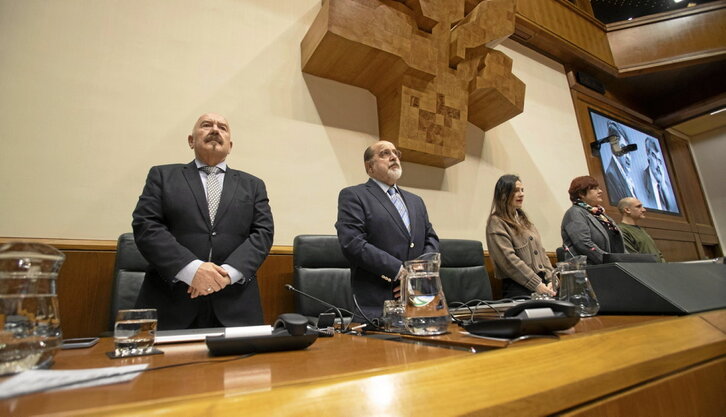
[
  {"x1": 3, "y1": 353, "x2": 255, "y2": 399},
  {"x1": 284, "y1": 284, "x2": 352, "y2": 334},
  {"x1": 319, "y1": 306, "x2": 356, "y2": 333},
  {"x1": 449, "y1": 297, "x2": 526, "y2": 324},
  {"x1": 352, "y1": 294, "x2": 385, "y2": 332}
]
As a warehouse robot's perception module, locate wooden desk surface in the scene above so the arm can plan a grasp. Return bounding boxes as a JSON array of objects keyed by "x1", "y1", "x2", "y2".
[
  {"x1": 2, "y1": 312, "x2": 725, "y2": 416},
  {"x1": 0, "y1": 331, "x2": 468, "y2": 416}
]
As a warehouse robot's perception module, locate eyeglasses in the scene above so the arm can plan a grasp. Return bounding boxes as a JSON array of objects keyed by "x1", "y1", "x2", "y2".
[{"x1": 377, "y1": 149, "x2": 402, "y2": 159}]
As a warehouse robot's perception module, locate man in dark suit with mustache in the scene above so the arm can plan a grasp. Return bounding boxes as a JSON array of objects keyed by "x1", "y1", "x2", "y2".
[
  {"x1": 336, "y1": 141, "x2": 439, "y2": 318},
  {"x1": 132, "y1": 113, "x2": 274, "y2": 330}
]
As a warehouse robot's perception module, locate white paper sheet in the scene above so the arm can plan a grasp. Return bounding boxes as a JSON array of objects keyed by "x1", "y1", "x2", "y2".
[{"x1": 0, "y1": 364, "x2": 149, "y2": 399}]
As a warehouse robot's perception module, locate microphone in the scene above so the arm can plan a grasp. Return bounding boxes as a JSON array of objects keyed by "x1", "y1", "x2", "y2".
[
  {"x1": 563, "y1": 245, "x2": 576, "y2": 260},
  {"x1": 608, "y1": 135, "x2": 637, "y2": 156},
  {"x1": 284, "y1": 284, "x2": 350, "y2": 333}
]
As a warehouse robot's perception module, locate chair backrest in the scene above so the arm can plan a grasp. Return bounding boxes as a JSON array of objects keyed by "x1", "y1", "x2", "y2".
[
  {"x1": 292, "y1": 235, "x2": 353, "y2": 318},
  {"x1": 439, "y1": 239, "x2": 492, "y2": 304},
  {"x1": 108, "y1": 233, "x2": 148, "y2": 331}
]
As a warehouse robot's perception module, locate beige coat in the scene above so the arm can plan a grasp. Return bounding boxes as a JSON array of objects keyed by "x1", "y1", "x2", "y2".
[{"x1": 486, "y1": 215, "x2": 554, "y2": 291}]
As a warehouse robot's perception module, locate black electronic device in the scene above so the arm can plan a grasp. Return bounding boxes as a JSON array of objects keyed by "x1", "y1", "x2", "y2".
[
  {"x1": 205, "y1": 313, "x2": 318, "y2": 356},
  {"x1": 273, "y1": 313, "x2": 308, "y2": 336},
  {"x1": 316, "y1": 312, "x2": 336, "y2": 328},
  {"x1": 587, "y1": 263, "x2": 726, "y2": 314},
  {"x1": 576, "y1": 71, "x2": 606, "y2": 94},
  {"x1": 61, "y1": 337, "x2": 100, "y2": 349},
  {"x1": 461, "y1": 300, "x2": 580, "y2": 339}
]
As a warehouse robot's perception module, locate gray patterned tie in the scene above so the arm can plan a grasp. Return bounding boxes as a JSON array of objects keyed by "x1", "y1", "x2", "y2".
[
  {"x1": 387, "y1": 186, "x2": 410, "y2": 232},
  {"x1": 201, "y1": 166, "x2": 221, "y2": 225}
]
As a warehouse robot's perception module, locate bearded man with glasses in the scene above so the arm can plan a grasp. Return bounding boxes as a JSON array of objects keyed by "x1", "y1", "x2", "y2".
[{"x1": 336, "y1": 141, "x2": 439, "y2": 319}]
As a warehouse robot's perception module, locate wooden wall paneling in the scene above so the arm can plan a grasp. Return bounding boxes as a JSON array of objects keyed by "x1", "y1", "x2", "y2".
[
  {"x1": 645, "y1": 227, "x2": 697, "y2": 241},
  {"x1": 57, "y1": 250, "x2": 116, "y2": 338},
  {"x1": 656, "y1": 92, "x2": 726, "y2": 129},
  {"x1": 513, "y1": 0, "x2": 615, "y2": 73},
  {"x1": 483, "y1": 253, "x2": 502, "y2": 299},
  {"x1": 702, "y1": 244, "x2": 721, "y2": 259},
  {"x1": 653, "y1": 239, "x2": 701, "y2": 262},
  {"x1": 519, "y1": 2, "x2": 724, "y2": 127},
  {"x1": 561, "y1": 357, "x2": 726, "y2": 417},
  {"x1": 607, "y1": 3, "x2": 726, "y2": 76},
  {"x1": 257, "y1": 254, "x2": 295, "y2": 324},
  {"x1": 566, "y1": 71, "x2": 655, "y2": 125},
  {"x1": 664, "y1": 132, "x2": 720, "y2": 258},
  {"x1": 665, "y1": 133, "x2": 715, "y2": 228},
  {"x1": 699, "y1": 233, "x2": 720, "y2": 246}
]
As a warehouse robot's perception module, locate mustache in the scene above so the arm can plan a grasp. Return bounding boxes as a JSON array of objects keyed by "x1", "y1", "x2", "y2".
[{"x1": 204, "y1": 133, "x2": 223, "y2": 144}]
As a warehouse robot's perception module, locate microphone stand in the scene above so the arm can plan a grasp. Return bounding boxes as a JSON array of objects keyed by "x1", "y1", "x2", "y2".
[{"x1": 284, "y1": 284, "x2": 351, "y2": 333}]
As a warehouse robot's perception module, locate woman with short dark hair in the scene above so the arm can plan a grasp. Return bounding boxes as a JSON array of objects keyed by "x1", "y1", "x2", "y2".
[
  {"x1": 561, "y1": 175, "x2": 625, "y2": 264},
  {"x1": 486, "y1": 175, "x2": 556, "y2": 298}
]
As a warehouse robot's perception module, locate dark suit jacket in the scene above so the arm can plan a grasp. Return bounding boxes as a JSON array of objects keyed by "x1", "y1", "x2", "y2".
[
  {"x1": 640, "y1": 166, "x2": 678, "y2": 212},
  {"x1": 132, "y1": 162, "x2": 274, "y2": 330},
  {"x1": 604, "y1": 158, "x2": 634, "y2": 205},
  {"x1": 561, "y1": 205, "x2": 624, "y2": 265},
  {"x1": 335, "y1": 178, "x2": 439, "y2": 317}
]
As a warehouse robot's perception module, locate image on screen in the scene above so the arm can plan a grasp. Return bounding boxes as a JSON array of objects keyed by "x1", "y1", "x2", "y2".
[{"x1": 588, "y1": 109, "x2": 680, "y2": 215}]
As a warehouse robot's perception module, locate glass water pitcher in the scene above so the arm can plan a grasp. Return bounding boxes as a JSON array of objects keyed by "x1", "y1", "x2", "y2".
[
  {"x1": 0, "y1": 242, "x2": 65, "y2": 375},
  {"x1": 556, "y1": 255, "x2": 600, "y2": 317},
  {"x1": 402, "y1": 252, "x2": 449, "y2": 335}
]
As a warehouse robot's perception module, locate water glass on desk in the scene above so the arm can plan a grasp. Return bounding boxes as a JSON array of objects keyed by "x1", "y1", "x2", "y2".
[
  {"x1": 382, "y1": 300, "x2": 405, "y2": 333},
  {"x1": 114, "y1": 309, "x2": 157, "y2": 357}
]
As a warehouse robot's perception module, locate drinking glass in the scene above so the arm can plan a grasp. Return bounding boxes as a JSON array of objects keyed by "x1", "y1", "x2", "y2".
[
  {"x1": 381, "y1": 300, "x2": 405, "y2": 333},
  {"x1": 114, "y1": 309, "x2": 157, "y2": 356}
]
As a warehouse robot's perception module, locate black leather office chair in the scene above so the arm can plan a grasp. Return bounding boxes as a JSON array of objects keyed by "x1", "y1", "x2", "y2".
[
  {"x1": 292, "y1": 235, "x2": 353, "y2": 323},
  {"x1": 108, "y1": 233, "x2": 148, "y2": 331},
  {"x1": 439, "y1": 239, "x2": 492, "y2": 304}
]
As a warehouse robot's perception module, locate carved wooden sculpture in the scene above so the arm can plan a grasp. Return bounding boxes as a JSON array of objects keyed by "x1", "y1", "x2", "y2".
[{"x1": 302, "y1": 0, "x2": 525, "y2": 167}]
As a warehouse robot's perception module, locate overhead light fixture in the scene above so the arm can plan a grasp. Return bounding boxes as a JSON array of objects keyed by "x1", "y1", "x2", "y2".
[{"x1": 709, "y1": 107, "x2": 726, "y2": 116}]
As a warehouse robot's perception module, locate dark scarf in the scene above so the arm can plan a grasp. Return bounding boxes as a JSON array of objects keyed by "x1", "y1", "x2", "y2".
[{"x1": 575, "y1": 200, "x2": 620, "y2": 233}]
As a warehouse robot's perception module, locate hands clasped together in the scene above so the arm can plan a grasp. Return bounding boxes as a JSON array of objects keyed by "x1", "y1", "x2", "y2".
[{"x1": 187, "y1": 262, "x2": 231, "y2": 299}]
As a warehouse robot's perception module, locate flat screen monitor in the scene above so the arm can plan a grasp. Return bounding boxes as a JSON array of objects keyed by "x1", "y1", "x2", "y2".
[{"x1": 588, "y1": 109, "x2": 680, "y2": 215}]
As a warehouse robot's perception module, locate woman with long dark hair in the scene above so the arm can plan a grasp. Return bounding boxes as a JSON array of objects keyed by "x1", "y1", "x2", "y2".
[
  {"x1": 486, "y1": 175, "x2": 556, "y2": 298},
  {"x1": 561, "y1": 175, "x2": 625, "y2": 264}
]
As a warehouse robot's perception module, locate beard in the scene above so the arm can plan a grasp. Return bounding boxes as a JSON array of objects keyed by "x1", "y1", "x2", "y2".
[{"x1": 388, "y1": 165, "x2": 402, "y2": 182}]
